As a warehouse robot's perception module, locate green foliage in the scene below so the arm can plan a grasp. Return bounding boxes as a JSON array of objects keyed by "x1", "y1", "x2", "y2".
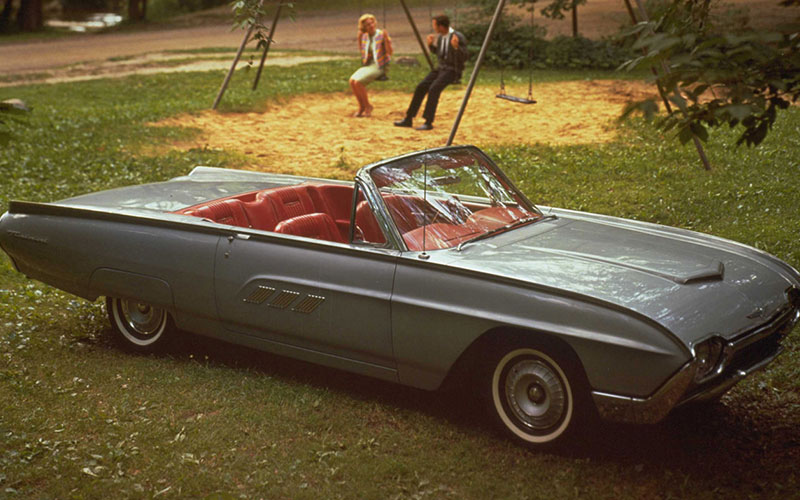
[
  {"x1": 539, "y1": 0, "x2": 587, "y2": 20},
  {"x1": 459, "y1": 17, "x2": 633, "y2": 69},
  {"x1": 230, "y1": 0, "x2": 295, "y2": 50},
  {"x1": 542, "y1": 35, "x2": 632, "y2": 69},
  {"x1": 459, "y1": 19, "x2": 546, "y2": 68},
  {"x1": 0, "y1": 99, "x2": 31, "y2": 147},
  {"x1": 460, "y1": 0, "x2": 634, "y2": 69},
  {"x1": 467, "y1": 0, "x2": 586, "y2": 20},
  {"x1": 620, "y1": 0, "x2": 800, "y2": 147}
]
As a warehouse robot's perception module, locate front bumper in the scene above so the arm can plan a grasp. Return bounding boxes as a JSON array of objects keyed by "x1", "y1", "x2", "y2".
[{"x1": 591, "y1": 304, "x2": 799, "y2": 425}]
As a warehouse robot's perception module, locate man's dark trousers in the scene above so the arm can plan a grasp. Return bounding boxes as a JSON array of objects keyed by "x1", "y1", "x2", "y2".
[{"x1": 405, "y1": 68, "x2": 458, "y2": 124}]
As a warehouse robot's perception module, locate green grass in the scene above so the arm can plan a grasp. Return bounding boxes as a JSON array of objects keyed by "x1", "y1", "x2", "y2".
[{"x1": 2, "y1": 62, "x2": 799, "y2": 499}]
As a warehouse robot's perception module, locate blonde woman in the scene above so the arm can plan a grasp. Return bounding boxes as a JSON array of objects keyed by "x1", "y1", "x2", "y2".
[{"x1": 349, "y1": 14, "x2": 393, "y2": 117}]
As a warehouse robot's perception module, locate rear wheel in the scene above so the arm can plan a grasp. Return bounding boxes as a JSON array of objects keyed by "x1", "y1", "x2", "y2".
[
  {"x1": 106, "y1": 297, "x2": 173, "y2": 352},
  {"x1": 486, "y1": 343, "x2": 585, "y2": 447}
]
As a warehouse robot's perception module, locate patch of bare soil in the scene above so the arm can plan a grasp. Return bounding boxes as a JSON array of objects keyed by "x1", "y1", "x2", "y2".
[
  {"x1": 153, "y1": 79, "x2": 658, "y2": 178},
  {"x1": 0, "y1": 52, "x2": 346, "y2": 88}
]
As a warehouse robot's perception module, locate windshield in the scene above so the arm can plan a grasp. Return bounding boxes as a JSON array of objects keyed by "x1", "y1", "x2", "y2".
[{"x1": 366, "y1": 149, "x2": 540, "y2": 251}]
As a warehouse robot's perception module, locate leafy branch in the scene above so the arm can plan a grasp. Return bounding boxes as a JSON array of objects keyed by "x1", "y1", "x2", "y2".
[
  {"x1": 230, "y1": 0, "x2": 294, "y2": 49},
  {"x1": 620, "y1": 0, "x2": 800, "y2": 147}
]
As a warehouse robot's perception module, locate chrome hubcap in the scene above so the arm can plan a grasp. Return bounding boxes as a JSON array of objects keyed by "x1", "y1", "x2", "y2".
[
  {"x1": 120, "y1": 300, "x2": 165, "y2": 337},
  {"x1": 505, "y1": 359, "x2": 566, "y2": 431}
]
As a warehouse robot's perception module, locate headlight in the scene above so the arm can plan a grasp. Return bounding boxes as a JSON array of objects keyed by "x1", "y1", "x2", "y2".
[{"x1": 693, "y1": 337, "x2": 725, "y2": 382}]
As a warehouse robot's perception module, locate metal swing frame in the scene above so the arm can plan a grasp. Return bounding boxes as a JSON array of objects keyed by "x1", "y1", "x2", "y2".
[
  {"x1": 495, "y1": 5, "x2": 536, "y2": 105},
  {"x1": 213, "y1": 0, "x2": 436, "y2": 109}
]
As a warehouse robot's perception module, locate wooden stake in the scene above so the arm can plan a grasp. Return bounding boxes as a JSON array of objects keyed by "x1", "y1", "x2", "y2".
[
  {"x1": 252, "y1": 1, "x2": 284, "y2": 91},
  {"x1": 631, "y1": 0, "x2": 711, "y2": 170}
]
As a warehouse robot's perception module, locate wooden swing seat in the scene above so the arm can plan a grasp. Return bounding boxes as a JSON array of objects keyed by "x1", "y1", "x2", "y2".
[{"x1": 496, "y1": 94, "x2": 536, "y2": 104}]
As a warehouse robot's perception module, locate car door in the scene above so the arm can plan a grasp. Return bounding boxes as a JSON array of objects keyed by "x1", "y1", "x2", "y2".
[{"x1": 213, "y1": 232, "x2": 399, "y2": 377}]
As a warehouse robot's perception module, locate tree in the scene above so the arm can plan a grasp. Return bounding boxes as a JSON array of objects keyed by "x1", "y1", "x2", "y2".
[
  {"x1": 621, "y1": 0, "x2": 800, "y2": 147},
  {"x1": 467, "y1": 0, "x2": 587, "y2": 38},
  {"x1": 540, "y1": 0, "x2": 587, "y2": 38},
  {"x1": 1, "y1": 0, "x2": 14, "y2": 31},
  {"x1": 17, "y1": 0, "x2": 42, "y2": 31},
  {"x1": 129, "y1": 0, "x2": 147, "y2": 22}
]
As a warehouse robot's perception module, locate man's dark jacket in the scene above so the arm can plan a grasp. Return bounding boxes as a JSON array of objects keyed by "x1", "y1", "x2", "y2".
[{"x1": 428, "y1": 29, "x2": 468, "y2": 78}]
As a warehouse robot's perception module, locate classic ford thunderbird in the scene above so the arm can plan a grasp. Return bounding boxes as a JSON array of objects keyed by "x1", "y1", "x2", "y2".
[{"x1": 1, "y1": 146, "x2": 798, "y2": 447}]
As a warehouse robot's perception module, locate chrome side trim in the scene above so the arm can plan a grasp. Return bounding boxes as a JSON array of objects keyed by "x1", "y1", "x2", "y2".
[
  {"x1": 593, "y1": 339, "x2": 788, "y2": 425},
  {"x1": 592, "y1": 362, "x2": 697, "y2": 425}
]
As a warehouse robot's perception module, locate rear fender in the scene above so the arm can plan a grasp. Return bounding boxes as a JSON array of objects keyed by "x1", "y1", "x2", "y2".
[{"x1": 89, "y1": 268, "x2": 174, "y2": 310}]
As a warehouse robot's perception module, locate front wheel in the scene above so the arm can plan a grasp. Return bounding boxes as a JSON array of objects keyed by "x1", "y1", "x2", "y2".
[
  {"x1": 106, "y1": 297, "x2": 173, "y2": 352},
  {"x1": 487, "y1": 344, "x2": 583, "y2": 447}
]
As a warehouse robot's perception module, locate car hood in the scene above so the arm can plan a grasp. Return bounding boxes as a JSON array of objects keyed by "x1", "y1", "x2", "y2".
[{"x1": 437, "y1": 210, "x2": 799, "y2": 345}]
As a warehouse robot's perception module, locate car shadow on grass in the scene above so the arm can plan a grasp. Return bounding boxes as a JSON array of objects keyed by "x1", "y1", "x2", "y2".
[{"x1": 106, "y1": 326, "x2": 799, "y2": 492}]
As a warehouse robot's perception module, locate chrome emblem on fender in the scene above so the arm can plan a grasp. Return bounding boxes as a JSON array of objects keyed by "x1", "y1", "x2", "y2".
[
  {"x1": 292, "y1": 295, "x2": 325, "y2": 314},
  {"x1": 243, "y1": 285, "x2": 276, "y2": 304},
  {"x1": 268, "y1": 290, "x2": 301, "y2": 309}
]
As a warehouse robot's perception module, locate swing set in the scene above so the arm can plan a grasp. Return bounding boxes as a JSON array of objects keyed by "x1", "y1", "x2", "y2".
[
  {"x1": 495, "y1": 5, "x2": 537, "y2": 104},
  {"x1": 211, "y1": 0, "x2": 709, "y2": 168}
]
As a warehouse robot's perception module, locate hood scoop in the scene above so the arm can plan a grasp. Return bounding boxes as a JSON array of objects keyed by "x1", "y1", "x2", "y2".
[
  {"x1": 526, "y1": 247, "x2": 725, "y2": 285},
  {"x1": 506, "y1": 220, "x2": 727, "y2": 285}
]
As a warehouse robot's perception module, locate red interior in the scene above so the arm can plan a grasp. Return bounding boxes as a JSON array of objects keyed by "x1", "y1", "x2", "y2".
[
  {"x1": 274, "y1": 213, "x2": 345, "y2": 243},
  {"x1": 177, "y1": 183, "x2": 531, "y2": 249},
  {"x1": 402, "y1": 223, "x2": 483, "y2": 251},
  {"x1": 176, "y1": 183, "x2": 355, "y2": 243}
]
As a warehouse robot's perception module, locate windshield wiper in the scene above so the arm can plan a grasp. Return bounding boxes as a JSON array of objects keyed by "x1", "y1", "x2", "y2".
[{"x1": 456, "y1": 214, "x2": 556, "y2": 252}]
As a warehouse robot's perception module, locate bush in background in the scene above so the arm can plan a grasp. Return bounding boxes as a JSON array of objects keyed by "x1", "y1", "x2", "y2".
[{"x1": 459, "y1": 18, "x2": 633, "y2": 70}]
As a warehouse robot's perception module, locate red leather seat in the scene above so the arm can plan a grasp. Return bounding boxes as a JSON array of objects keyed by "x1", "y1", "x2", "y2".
[
  {"x1": 259, "y1": 186, "x2": 320, "y2": 220},
  {"x1": 383, "y1": 195, "x2": 421, "y2": 234},
  {"x1": 242, "y1": 196, "x2": 280, "y2": 231},
  {"x1": 185, "y1": 199, "x2": 251, "y2": 227},
  {"x1": 355, "y1": 200, "x2": 385, "y2": 243},
  {"x1": 274, "y1": 213, "x2": 345, "y2": 243}
]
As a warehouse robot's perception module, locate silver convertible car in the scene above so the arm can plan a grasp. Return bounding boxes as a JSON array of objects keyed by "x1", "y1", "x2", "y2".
[{"x1": 2, "y1": 146, "x2": 798, "y2": 447}]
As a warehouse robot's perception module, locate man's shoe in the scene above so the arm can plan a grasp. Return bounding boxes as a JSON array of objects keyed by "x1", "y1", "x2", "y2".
[
  {"x1": 415, "y1": 123, "x2": 434, "y2": 131},
  {"x1": 394, "y1": 118, "x2": 413, "y2": 127}
]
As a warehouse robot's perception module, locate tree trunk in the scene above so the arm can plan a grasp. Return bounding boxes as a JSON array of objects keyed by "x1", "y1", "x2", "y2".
[
  {"x1": 571, "y1": 1, "x2": 578, "y2": 38},
  {"x1": 17, "y1": 0, "x2": 43, "y2": 32},
  {"x1": 128, "y1": 0, "x2": 147, "y2": 22},
  {"x1": 1, "y1": 0, "x2": 14, "y2": 30}
]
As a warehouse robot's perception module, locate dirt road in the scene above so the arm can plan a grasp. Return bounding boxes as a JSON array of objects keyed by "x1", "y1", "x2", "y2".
[
  {"x1": 2, "y1": 7, "x2": 431, "y2": 74},
  {"x1": 1, "y1": 0, "x2": 782, "y2": 77},
  {"x1": 1, "y1": 2, "x2": 637, "y2": 75}
]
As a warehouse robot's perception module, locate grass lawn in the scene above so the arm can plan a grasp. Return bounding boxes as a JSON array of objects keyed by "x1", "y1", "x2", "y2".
[{"x1": 1, "y1": 60, "x2": 799, "y2": 499}]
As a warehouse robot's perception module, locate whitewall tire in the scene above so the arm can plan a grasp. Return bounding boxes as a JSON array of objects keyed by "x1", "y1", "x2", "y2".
[
  {"x1": 106, "y1": 297, "x2": 173, "y2": 352},
  {"x1": 488, "y1": 346, "x2": 578, "y2": 447}
]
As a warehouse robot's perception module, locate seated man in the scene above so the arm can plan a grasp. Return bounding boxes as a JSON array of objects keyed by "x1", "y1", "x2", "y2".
[{"x1": 394, "y1": 14, "x2": 468, "y2": 131}]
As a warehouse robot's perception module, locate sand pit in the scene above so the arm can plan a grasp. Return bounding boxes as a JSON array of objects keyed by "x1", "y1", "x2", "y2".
[{"x1": 154, "y1": 79, "x2": 658, "y2": 178}]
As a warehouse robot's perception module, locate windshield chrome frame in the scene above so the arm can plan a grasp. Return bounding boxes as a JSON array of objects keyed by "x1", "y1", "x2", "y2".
[{"x1": 354, "y1": 145, "x2": 542, "y2": 252}]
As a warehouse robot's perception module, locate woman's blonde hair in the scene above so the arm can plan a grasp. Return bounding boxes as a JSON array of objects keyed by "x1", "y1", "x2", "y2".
[{"x1": 358, "y1": 13, "x2": 377, "y2": 33}]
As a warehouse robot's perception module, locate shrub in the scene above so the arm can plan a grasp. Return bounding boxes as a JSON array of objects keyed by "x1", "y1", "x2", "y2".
[{"x1": 459, "y1": 20, "x2": 633, "y2": 70}]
